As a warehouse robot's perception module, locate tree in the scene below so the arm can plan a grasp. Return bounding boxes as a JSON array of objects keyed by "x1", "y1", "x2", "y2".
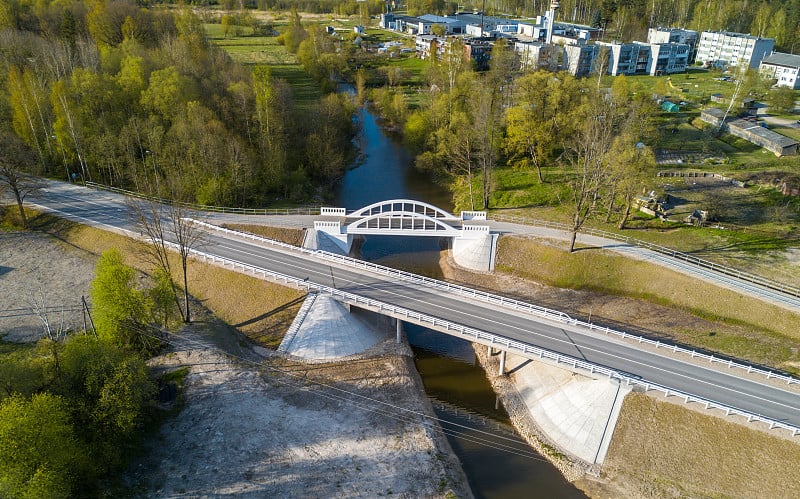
[
  {"x1": 130, "y1": 199, "x2": 203, "y2": 324},
  {"x1": 768, "y1": 85, "x2": 797, "y2": 114},
  {"x1": 503, "y1": 71, "x2": 582, "y2": 184},
  {"x1": 563, "y1": 95, "x2": 618, "y2": 252},
  {"x1": 58, "y1": 335, "x2": 155, "y2": 476},
  {"x1": 89, "y1": 249, "x2": 155, "y2": 352},
  {"x1": 608, "y1": 137, "x2": 655, "y2": 229},
  {"x1": 0, "y1": 393, "x2": 83, "y2": 499},
  {"x1": 0, "y1": 132, "x2": 41, "y2": 228}
]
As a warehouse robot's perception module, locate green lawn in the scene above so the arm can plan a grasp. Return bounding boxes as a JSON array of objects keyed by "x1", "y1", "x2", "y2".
[{"x1": 204, "y1": 23, "x2": 322, "y2": 109}]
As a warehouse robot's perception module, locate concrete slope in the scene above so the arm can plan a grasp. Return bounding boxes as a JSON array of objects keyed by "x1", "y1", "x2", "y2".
[{"x1": 279, "y1": 295, "x2": 390, "y2": 361}]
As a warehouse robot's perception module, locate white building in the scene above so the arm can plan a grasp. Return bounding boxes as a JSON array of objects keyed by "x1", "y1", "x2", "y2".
[
  {"x1": 415, "y1": 35, "x2": 446, "y2": 59},
  {"x1": 514, "y1": 41, "x2": 556, "y2": 71},
  {"x1": 648, "y1": 42, "x2": 691, "y2": 75},
  {"x1": 695, "y1": 31, "x2": 774, "y2": 69},
  {"x1": 563, "y1": 44, "x2": 599, "y2": 77},
  {"x1": 418, "y1": 14, "x2": 465, "y2": 35},
  {"x1": 647, "y1": 27, "x2": 698, "y2": 62},
  {"x1": 598, "y1": 42, "x2": 650, "y2": 75},
  {"x1": 517, "y1": 14, "x2": 598, "y2": 44},
  {"x1": 760, "y1": 52, "x2": 800, "y2": 90}
]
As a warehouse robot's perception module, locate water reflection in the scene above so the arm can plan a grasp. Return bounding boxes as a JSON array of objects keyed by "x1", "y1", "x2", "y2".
[{"x1": 334, "y1": 108, "x2": 452, "y2": 211}]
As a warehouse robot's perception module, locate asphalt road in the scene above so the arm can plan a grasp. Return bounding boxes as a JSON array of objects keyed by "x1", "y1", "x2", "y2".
[{"x1": 31, "y1": 182, "x2": 800, "y2": 430}]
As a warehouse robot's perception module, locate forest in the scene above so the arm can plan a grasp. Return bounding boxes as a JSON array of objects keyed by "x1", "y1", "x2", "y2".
[{"x1": 0, "y1": 0, "x2": 356, "y2": 206}]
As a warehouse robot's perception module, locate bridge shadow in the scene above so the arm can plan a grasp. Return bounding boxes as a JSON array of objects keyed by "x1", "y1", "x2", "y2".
[{"x1": 231, "y1": 296, "x2": 307, "y2": 328}]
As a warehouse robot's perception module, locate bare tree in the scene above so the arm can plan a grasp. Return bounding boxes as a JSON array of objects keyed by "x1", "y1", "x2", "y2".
[
  {"x1": 563, "y1": 101, "x2": 618, "y2": 252},
  {"x1": 130, "y1": 197, "x2": 204, "y2": 323},
  {"x1": 0, "y1": 132, "x2": 42, "y2": 228}
]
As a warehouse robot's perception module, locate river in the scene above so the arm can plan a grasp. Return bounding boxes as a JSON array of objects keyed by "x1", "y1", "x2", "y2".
[{"x1": 335, "y1": 107, "x2": 586, "y2": 498}]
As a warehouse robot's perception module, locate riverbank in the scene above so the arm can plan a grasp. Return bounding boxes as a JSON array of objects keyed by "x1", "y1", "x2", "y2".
[
  {"x1": 130, "y1": 322, "x2": 472, "y2": 497},
  {"x1": 0, "y1": 217, "x2": 471, "y2": 498}
]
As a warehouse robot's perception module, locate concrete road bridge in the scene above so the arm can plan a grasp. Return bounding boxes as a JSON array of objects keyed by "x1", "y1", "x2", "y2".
[
  {"x1": 305, "y1": 199, "x2": 498, "y2": 271},
  {"x1": 28, "y1": 181, "x2": 800, "y2": 447}
]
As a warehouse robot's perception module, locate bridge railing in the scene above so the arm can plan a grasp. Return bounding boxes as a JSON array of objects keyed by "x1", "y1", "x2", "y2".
[
  {"x1": 192, "y1": 219, "x2": 800, "y2": 388},
  {"x1": 184, "y1": 245, "x2": 800, "y2": 437},
  {"x1": 488, "y1": 213, "x2": 800, "y2": 300}
]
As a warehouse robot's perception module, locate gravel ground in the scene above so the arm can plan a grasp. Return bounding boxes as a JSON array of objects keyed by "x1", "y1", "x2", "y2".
[
  {"x1": 0, "y1": 231, "x2": 95, "y2": 341},
  {"x1": 131, "y1": 334, "x2": 469, "y2": 498}
]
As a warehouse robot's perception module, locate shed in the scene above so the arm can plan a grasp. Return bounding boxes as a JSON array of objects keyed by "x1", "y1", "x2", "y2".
[
  {"x1": 661, "y1": 101, "x2": 680, "y2": 112},
  {"x1": 710, "y1": 93, "x2": 725, "y2": 103}
]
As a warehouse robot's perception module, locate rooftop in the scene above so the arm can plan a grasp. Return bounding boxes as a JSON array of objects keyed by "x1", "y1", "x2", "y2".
[
  {"x1": 761, "y1": 52, "x2": 800, "y2": 69},
  {"x1": 728, "y1": 119, "x2": 799, "y2": 148}
]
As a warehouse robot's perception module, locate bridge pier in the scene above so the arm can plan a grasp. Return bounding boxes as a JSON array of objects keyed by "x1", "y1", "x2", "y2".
[
  {"x1": 499, "y1": 350, "x2": 506, "y2": 376},
  {"x1": 396, "y1": 318, "x2": 403, "y2": 344}
]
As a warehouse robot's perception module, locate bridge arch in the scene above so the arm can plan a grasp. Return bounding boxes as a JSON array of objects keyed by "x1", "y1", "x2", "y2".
[
  {"x1": 348, "y1": 199, "x2": 457, "y2": 220},
  {"x1": 347, "y1": 210, "x2": 461, "y2": 236}
]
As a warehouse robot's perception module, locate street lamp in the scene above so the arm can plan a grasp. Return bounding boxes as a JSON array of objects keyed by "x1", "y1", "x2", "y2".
[{"x1": 145, "y1": 149, "x2": 159, "y2": 193}]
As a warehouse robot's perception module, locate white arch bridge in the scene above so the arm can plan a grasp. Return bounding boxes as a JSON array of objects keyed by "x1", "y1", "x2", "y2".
[{"x1": 303, "y1": 199, "x2": 498, "y2": 271}]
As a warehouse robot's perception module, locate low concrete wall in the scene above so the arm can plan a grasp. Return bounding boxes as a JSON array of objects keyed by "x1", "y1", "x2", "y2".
[{"x1": 451, "y1": 233, "x2": 498, "y2": 272}]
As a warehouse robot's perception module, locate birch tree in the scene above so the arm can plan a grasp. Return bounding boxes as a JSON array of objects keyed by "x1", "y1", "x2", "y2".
[{"x1": 130, "y1": 197, "x2": 203, "y2": 324}]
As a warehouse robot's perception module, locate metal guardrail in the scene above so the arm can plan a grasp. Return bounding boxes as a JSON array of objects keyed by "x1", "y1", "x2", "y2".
[
  {"x1": 187, "y1": 245, "x2": 800, "y2": 437},
  {"x1": 84, "y1": 182, "x2": 321, "y2": 216},
  {"x1": 191, "y1": 219, "x2": 800, "y2": 389},
  {"x1": 488, "y1": 213, "x2": 800, "y2": 300}
]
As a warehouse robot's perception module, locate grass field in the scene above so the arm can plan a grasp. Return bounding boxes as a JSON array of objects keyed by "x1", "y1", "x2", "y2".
[
  {"x1": 599, "y1": 392, "x2": 800, "y2": 498},
  {"x1": 204, "y1": 24, "x2": 323, "y2": 109}
]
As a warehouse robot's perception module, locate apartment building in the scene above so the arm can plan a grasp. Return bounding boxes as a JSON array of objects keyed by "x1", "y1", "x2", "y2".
[
  {"x1": 760, "y1": 52, "x2": 800, "y2": 89},
  {"x1": 647, "y1": 27, "x2": 698, "y2": 62},
  {"x1": 695, "y1": 31, "x2": 774, "y2": 68}
]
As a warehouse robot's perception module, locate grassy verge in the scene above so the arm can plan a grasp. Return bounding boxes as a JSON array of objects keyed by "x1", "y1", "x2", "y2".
[
  {"x1": 25, "y1": 210, "x2": 304, "y2": 349},
  {"x1": 598, "y1": 392, "x2": 800, "y2": 497},
  {"x1": 495, "y1": 235, "x2": 800, "y2": 370},
  {"x1": 453, "y1": 161, "x2": 800, "y2": 284}
]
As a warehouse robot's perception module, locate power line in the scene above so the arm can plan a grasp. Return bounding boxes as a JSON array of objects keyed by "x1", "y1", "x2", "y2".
[{"x1": 107, "y1": 318, "x2": 552, "y2": 463}]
